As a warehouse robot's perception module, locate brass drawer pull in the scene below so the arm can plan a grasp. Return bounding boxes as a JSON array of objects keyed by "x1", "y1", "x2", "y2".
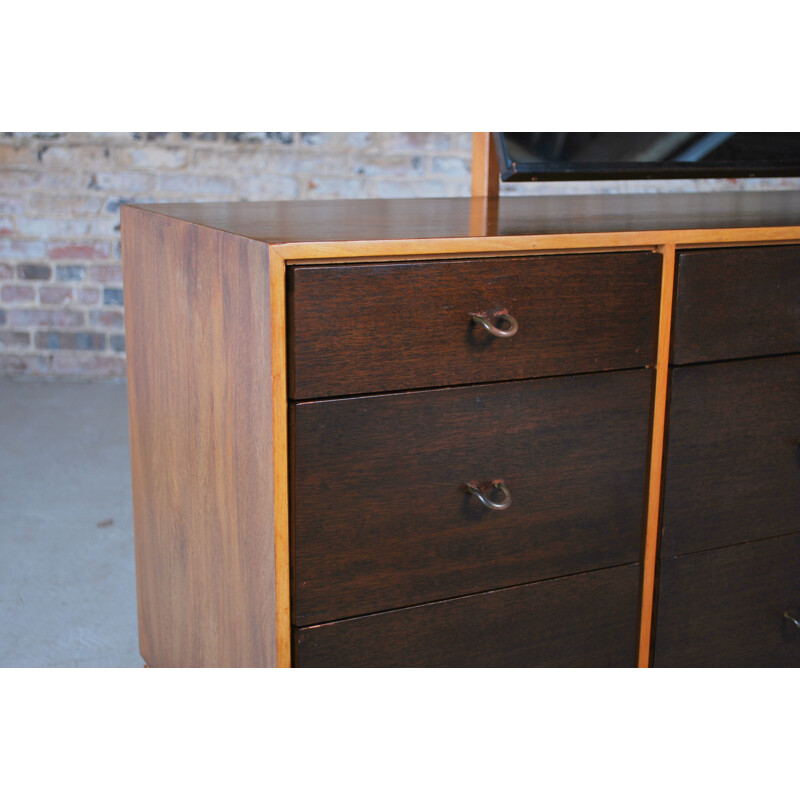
[
  {"x1": 467, "y1": 480, "x2": 512, "y2": 511},
  {"x1": 784, "y1": 611, "x2": 800, "y2": 629},
  {"x1": 471, "y1": 312, "x2": 518, "y2": 338}
]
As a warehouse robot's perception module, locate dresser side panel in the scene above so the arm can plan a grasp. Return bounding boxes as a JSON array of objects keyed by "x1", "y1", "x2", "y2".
[{"x1": 122, "y1": 206, "x2": 276, "y2": 667}]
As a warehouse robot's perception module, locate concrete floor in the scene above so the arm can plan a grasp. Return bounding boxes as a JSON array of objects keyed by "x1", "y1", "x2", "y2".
[{"x1": 0, "y1": 379, "x2": 141, "y2": 667}]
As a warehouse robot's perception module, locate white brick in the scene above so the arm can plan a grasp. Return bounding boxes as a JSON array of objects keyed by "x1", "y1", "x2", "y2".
[
  {"x1": 0, "y1": 239, "x2": 47, "y2": 260},
  {"x1": 304, "y1": 177, "x2": 367, "y2": 199},
  {"x1": 17, "y1": 217, "x2": 92, "y2": 238},
  {"x1": 39, "y1": 145, "x2": 114, "y2": 169},
  {"x1": 116, "y1": 147, "x2": 188, "y2": 169},
  {"x1": 372, "y1": 180, "x2": 449, "y2": 198},
  {"x1": 237, "y1": 175, "x2": 299, "y2": 200},
  {"x1": 431, "y1": 157, "x2": 470, "y2": 176},
  {"x1": 347, "y1": 132, "x2": 374, "y2": 148},
  {"x1": 89, "y1": 171, "x2": 156, "y2": 193},
  {"x1": 89, "y1": 217, "x2": 122, "y2": 237},
  {"x1": 0, "y1": 197, "x2": 24, "y2": 215},
  {"x1": 356, "y1": 156, "x2": 426, "y2": 177},
  {"x1": 28, "y1": 193, "x2": 103, "y2": 217},
  {"x1": 0, "y1": 170, "x2": 82, "y2": 192},
  {"x1": 382, "y1": 132, "x2": 456, "y2": 152},
  {"x1": 157, "y1": 174, "x2": 236, "y2": 195},
  {"x1": 192, "y1": 148, "x2": 272, "y2": 172}
]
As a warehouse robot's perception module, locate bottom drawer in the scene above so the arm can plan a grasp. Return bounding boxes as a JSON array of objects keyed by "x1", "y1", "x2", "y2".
[
  {"x1": 294, "y1": 564, "x2": 639, "y2": 667},
  {"x1": 654, "y1": 532, "x2": 800, "y2": 667}
]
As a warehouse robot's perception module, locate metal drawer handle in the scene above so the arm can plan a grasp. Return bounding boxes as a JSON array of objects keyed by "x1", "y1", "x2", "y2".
[
  {"x1": 467, "y1": 480, "x2": 512, "y2": 511},
  {"x1": 784, "y1": 611, "x2": 800, "y2": 629},
  {"x1": 471, "y1": 312, "x2": 518, "y2": 338}
]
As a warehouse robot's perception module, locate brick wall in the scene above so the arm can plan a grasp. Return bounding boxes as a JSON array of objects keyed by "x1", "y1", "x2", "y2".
[{"x1": 2, "y1": 132, "x2": 799, "y2": 379}]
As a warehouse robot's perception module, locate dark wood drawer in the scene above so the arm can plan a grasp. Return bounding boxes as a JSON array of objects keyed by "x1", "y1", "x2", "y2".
[
  {"x1": 654, "y1": 532, "x2": 800, "y2": 667},
  {"x1": 292, "y1": 368, "x2": 652, "y2": 625},
  {"x1": 288, "y1": 251, "x2": 661, "y2": 399},
  {"x1": 661, "y1": 355, "x2": 800, "y2": 558},
  {"x1": 672, "y1": 245, "x2": 800, "y2": 365},
  {"x1": 294, "y1": 563, "x2": 639, "y2": 667}
]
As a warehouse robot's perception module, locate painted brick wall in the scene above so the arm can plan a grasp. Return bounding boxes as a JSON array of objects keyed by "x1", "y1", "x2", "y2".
[{"x1": 2, "y1": 132, "x2": 799, "y2": 379}]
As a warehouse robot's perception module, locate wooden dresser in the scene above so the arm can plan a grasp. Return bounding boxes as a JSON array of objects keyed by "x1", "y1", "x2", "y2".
[{"x1": 121, "y1": 191, "x2": 800, "y2": 667}]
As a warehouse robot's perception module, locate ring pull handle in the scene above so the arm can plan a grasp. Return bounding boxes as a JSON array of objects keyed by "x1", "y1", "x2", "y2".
[
  {"x1": 467, "y1": 480, "x2": 512, "y2": 511},
  {"x1": 783, "y1": 611, "x2": 800, "y2": 629},
  {"x1": 471, "y1": 312, "x2": 518, "y2": 338}
]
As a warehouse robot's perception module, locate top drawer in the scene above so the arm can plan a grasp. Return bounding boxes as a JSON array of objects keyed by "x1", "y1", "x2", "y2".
[
  {"x1": 672, "y1": 245, "x2": 800, "y2": 365},
  {"x1": 288, "y1": 251, "x2": 661, "y2": 399}
]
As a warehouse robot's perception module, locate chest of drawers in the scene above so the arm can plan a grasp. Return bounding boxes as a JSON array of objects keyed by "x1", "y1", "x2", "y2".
[
  {"x1": 654, "y1": 245, "x2": 800, "y2": 666},
  {"x1": 121, "y1": 192, "x2": 800, "y2": 667}
]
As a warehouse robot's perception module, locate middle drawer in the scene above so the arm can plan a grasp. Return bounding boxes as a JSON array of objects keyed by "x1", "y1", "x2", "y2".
[{"x1": 291, "y1": 368, "x2": 653, "y2": 625}]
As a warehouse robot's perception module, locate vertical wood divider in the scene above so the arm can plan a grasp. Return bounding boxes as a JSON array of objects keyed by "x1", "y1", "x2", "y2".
[
  {"x1": 471, "y1": 133, "x2": 500, "y2": 198},
  {"x1": 638, "y1": 242, "x2": 677, "y2": 667},
  {"x1": 270, "y1": 247, "x2": 292, "y2": 667}
]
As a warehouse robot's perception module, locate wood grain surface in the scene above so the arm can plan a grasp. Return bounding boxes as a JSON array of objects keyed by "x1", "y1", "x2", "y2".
[
  {"x1": 294, "y1": 563, "x2": 640, "y2": 667},
  {"x1": 471, "y1": 133, "x2": 500, "y2": 198},
  {"x1": 122, "y1": 206, "x2": 278, "y2": 667},
  {"x1": 129, "y1": 191, "x2": 800, "y2": 246},
  {"x1": 289, "y1": 251, "x2": 661, "y2": 398},
  {"x1": 672, "y1": 245, "x2": 800, "y2": 364},
  {"x1": 654, "y1": 532, "x2": 800, "y2": 667},
  {"x1": 660, "y1": 355, "x2": 800, "y2": 558},
  {"x1": 291, "y1": 369, "x2": 653, "y2": 625}
]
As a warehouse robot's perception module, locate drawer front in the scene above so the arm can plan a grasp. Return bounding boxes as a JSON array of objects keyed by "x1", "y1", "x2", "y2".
[
  {"x1": 289, "y1": 251, "x2": 661, "y2": 399},
  {"x1": 672, "y1": 245, "x2": 800, "y2": 365},
  {"x1": 292, "y1": 369, "x2": 652, "y2": 625},
  {"x1": 661, "y1": 355, "x2": 800, "y2": 558},
  {"x1": 654, "y1": 532, "x2": 800, "y2": 667},
  {"x1": 295, "y1": 563, "x2": 639, "y2": 667}
]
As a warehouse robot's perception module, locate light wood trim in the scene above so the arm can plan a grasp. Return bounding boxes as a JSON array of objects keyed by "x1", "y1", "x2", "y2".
[
  {"x1": 272, "y1": 227, "x2": 800, "y2": 262},
  {"x1": 284, "y1": 245, "x2": 660, "y2": 267},
  {"x1": 269, "y1": 247, "x2": 291, "y2": 668},
  {"x1": 469, "y1": 196, "x2": 490, "y2": 237},
  {"x1": 637, "y1": 243, "x2": 677, "y2": 667},
  {"x1": 471, "y1": 133, "x2": 500, "y2": 198}
]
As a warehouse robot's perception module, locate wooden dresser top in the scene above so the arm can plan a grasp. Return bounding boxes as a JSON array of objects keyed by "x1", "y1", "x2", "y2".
[{"x1": 129, "y1": 191, "x2": 800, "y2": 246}]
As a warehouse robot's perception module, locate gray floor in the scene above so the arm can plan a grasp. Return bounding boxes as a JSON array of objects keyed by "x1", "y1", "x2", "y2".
[{"x1": 0, "y1": 379, "x2": 141, "y2": 667}]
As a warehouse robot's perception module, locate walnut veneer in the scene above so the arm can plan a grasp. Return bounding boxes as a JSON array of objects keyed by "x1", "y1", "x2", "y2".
[{"x1": 121, "y1": 192, "x2": 800, "y2": 667}]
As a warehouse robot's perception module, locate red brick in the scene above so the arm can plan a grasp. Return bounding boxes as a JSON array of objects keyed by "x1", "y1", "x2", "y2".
[
  {"x1": 0, "y1": 353, "x2": 31, "y2": 374},
  {"x1": 0, "y1": 144, "x2": 37, "y2": 167},
  {"x1": 89, "y1": 309, "x2": 124, "y2": 329},
  {"x1": 89, "y1": 264, "x2": 123, "y2": 283},
  {"x1": 0, "y1": 331, "x2": 31, "y2": 347},
  {"x1": 39, "y1": 285, "x2": 73, "y2": 304},
  {"x1": 35, "y1": 331, "x2": 105, "y2": 350},
  {"x1": 1, "y1": 285, "x2": 36, "y2": 303},
  {"x1": 9, "y1": 308, "x2": 84, "y2": 327},
  {"x1": 77, "y1": 287, "x2": 101, "y2": 305},
  {"x1": 51, "y1": 352, "x2": 127, "y2": 378},
  {"x1": 47, "y1": 241, "x2": 113, "y2": 260}
]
